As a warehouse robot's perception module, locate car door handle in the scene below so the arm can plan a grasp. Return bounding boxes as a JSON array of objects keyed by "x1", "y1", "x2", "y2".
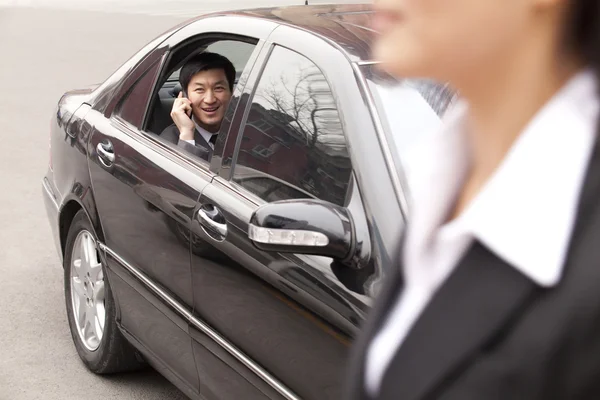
[
  {"x1": 197, "y1": 206, "x2": 227, "y2": 238},
  {"x1": 97, "y1": 140, "x2": 115, "y2": 167}
]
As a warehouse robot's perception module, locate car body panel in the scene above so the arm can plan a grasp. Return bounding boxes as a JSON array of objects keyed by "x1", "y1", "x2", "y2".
[
  {"x1": 45, "y1": 94, "x2": 103, "y2": 261},
  {"x1": 88, "y1": 109, "x2": 205, "y2": 392}
]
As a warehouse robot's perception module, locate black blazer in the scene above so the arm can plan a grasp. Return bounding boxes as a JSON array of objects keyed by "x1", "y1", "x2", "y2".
[
  {"x1": 160, "y1": 123, "x2": 213, "y2": 162},
  {"x1": 345, "y1": 139, "x2": 600, "y2": 400}
]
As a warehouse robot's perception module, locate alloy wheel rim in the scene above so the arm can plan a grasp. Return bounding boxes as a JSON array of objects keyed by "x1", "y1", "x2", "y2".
[{"x1": 70, "y1": 230, "x2": 106, "y2": 352}]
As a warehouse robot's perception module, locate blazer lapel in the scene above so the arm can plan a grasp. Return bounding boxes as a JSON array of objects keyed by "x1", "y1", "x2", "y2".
[
  {"x1": 568, "y1": 133, "x2": 600, "y2": 248},
  {"x1": 377, "y1": 241, "x2": 541, "y2": 400}
]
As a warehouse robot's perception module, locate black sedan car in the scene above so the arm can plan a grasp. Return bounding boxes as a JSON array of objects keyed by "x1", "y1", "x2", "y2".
[{"x1": 42, "y1": 4, "x2": 455, "y2": 400}]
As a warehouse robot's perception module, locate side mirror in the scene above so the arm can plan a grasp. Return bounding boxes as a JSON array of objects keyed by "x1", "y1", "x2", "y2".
[{"x1": 248, "y1": 199, "x2": 354, "y2": 260}]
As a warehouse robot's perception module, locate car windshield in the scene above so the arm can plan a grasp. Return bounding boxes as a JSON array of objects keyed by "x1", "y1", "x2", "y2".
[{"x1": 360, "y1": 64, "x2": 457, "y2": 181}]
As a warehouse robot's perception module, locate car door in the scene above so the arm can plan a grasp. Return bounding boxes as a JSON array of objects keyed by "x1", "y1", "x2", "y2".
[
  {"x1": 86, "y1": 43, "x2": 211, "y2": 397},
  {"x1": 188, "y1": 32, "x2": 384, "y2": 400},
  {"x1": 87, "y1": 17, "x2": 280, "y2": 397}
]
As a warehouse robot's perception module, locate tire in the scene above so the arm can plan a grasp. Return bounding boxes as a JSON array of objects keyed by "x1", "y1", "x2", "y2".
[{"x1": 63, "y1": 210, "x2": 145, "y2": 374}]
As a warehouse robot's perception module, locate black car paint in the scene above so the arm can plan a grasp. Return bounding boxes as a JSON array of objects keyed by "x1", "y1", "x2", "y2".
[{"x1": 42, "y1": 6, "x2": 412, "y2": 400}]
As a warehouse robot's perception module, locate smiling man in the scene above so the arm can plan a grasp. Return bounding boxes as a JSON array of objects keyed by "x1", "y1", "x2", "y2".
[{"x1": 161, "y1": 52, "x2": 235, "y2": 161}]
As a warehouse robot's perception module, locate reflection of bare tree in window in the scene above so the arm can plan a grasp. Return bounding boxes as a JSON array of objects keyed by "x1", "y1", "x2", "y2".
[
  {"x1": 256, "y1": 66, "x2": 344, "y2": 152},
  {"x1": 235, "y1": 51, "x2": 353, "y2": 207}
]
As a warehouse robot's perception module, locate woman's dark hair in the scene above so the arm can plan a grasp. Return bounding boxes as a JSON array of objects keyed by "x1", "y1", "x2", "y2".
[
  {"x1": 179, "y1": 52, "x2": 236, "y2": 93},
  {"x1": 566, "y1": 0, "x2": 600, "y2": 84}
]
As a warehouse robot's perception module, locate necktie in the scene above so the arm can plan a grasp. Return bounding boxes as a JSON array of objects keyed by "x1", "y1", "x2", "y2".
[{"x1": 209, "y1": 134, "x2": 217, "y2": 145}]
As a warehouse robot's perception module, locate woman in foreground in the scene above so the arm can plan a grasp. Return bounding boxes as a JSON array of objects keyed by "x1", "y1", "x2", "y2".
[{"x1": 346, "y1": 0, "x2": 600, "y2": 398}]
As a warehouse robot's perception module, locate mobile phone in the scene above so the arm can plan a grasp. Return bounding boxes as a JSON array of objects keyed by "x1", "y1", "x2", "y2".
[{"x1": 181, "y1": 87, "x2": 192, "y2": 118}]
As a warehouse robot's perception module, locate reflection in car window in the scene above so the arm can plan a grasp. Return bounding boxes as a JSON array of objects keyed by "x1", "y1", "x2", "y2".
[{"x1": 232, "y1": 46, "x2": 352, "y2": 206}]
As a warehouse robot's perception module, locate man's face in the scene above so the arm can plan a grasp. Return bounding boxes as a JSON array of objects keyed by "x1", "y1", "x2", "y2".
[{"x1": 186, "y1": 68, "x2": 232, "y2": 133}]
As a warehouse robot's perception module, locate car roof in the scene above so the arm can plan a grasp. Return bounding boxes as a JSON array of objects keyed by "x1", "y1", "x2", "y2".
[{"x1": 198, "y1": 4, "x2": 376, "y2": 62}]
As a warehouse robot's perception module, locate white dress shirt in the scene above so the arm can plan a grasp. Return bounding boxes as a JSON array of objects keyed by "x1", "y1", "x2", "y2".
[
  {"x1": 365, "y1": 69, "x2": 600, "y2": 396},
  {"x1": 182, "y1": 118, "x2": 216, "y2": 149}
]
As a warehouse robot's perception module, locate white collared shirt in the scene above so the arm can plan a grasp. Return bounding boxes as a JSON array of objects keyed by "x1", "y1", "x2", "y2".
[
  {"x1": 365, "y1": 69, "x2": 600, "y2": 396},
  {"x1": 182, "y1": 118, "x2": 217, "y2": 149}
]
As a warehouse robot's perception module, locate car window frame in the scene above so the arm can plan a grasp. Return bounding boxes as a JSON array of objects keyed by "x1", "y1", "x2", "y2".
[
  {"x1": 141, "y1": 33, "x2": 261, "y2": 136},
  {"x1": 137, "y1": 35, "x2": 263, "y2": 172},
  {"x1": 150, "y1": 15, "x2": 279, "y2": 174},
  {"x1": 103, "y1": 16, "x2": 278, "y2": 176}
]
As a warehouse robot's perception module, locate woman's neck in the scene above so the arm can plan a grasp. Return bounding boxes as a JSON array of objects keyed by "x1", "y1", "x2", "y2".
[
  {"x1": 447, "y1": 33, "x2": 583, "y2": 220},
  {"x1": 466, "y1": 65, "x2": 580, "y2": 182}
]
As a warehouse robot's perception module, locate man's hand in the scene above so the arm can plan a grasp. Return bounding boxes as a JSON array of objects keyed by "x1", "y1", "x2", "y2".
[{"x1": 170, "y1": 92, "x2": 195, "y2": 141}]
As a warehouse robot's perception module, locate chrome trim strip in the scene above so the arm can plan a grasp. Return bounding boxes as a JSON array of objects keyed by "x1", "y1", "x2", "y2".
[
  {"x1": 42, "y1": 177, "x2": 60, "y2": 211},
  {"x1": 351, "y1": 62, "x2": 410, "y2": 219},
  {"x1": 355, "y1": 60, "x2": 380, "y2": 66},
  {"x1": 98, "y1": 243, "x2": 301, "y2": 400},
  {"x1": 249, "y1": 224, "x2": 329, "y2": 247}
]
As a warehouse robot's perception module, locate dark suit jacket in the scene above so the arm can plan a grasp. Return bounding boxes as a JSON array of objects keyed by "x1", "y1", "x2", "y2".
[
  {"x1": 160, "y1": 123, "x2": 213, "y2": 162},
  {"x1": 345, "y1": 138, "x2": 600, "y2": 400}
]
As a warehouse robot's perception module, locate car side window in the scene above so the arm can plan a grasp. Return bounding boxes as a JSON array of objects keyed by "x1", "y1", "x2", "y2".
[
  {"x1": 146, "y1": 40, "x2": 256, "y2": 139},
  {"x1": 232, "y1": 46, "x2": 352, "y2": 207},
  {"x1": 114, "y1": 60, "x2": 161, "y2": 128}
]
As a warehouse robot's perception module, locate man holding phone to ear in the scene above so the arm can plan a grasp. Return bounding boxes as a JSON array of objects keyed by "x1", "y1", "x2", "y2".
[{"x1": 161, "y1": 52, "x2": 236, "y2": 161}]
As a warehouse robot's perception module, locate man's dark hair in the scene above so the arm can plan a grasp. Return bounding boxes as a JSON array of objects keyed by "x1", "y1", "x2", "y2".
[{"x1": 179, "y1": 52, "x2": 236, "y2": 93}]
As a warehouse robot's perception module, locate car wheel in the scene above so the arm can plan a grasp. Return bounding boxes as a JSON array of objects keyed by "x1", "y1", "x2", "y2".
[{"x1": 64, "y1": 210, "x2": 145, "y2": 374}]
